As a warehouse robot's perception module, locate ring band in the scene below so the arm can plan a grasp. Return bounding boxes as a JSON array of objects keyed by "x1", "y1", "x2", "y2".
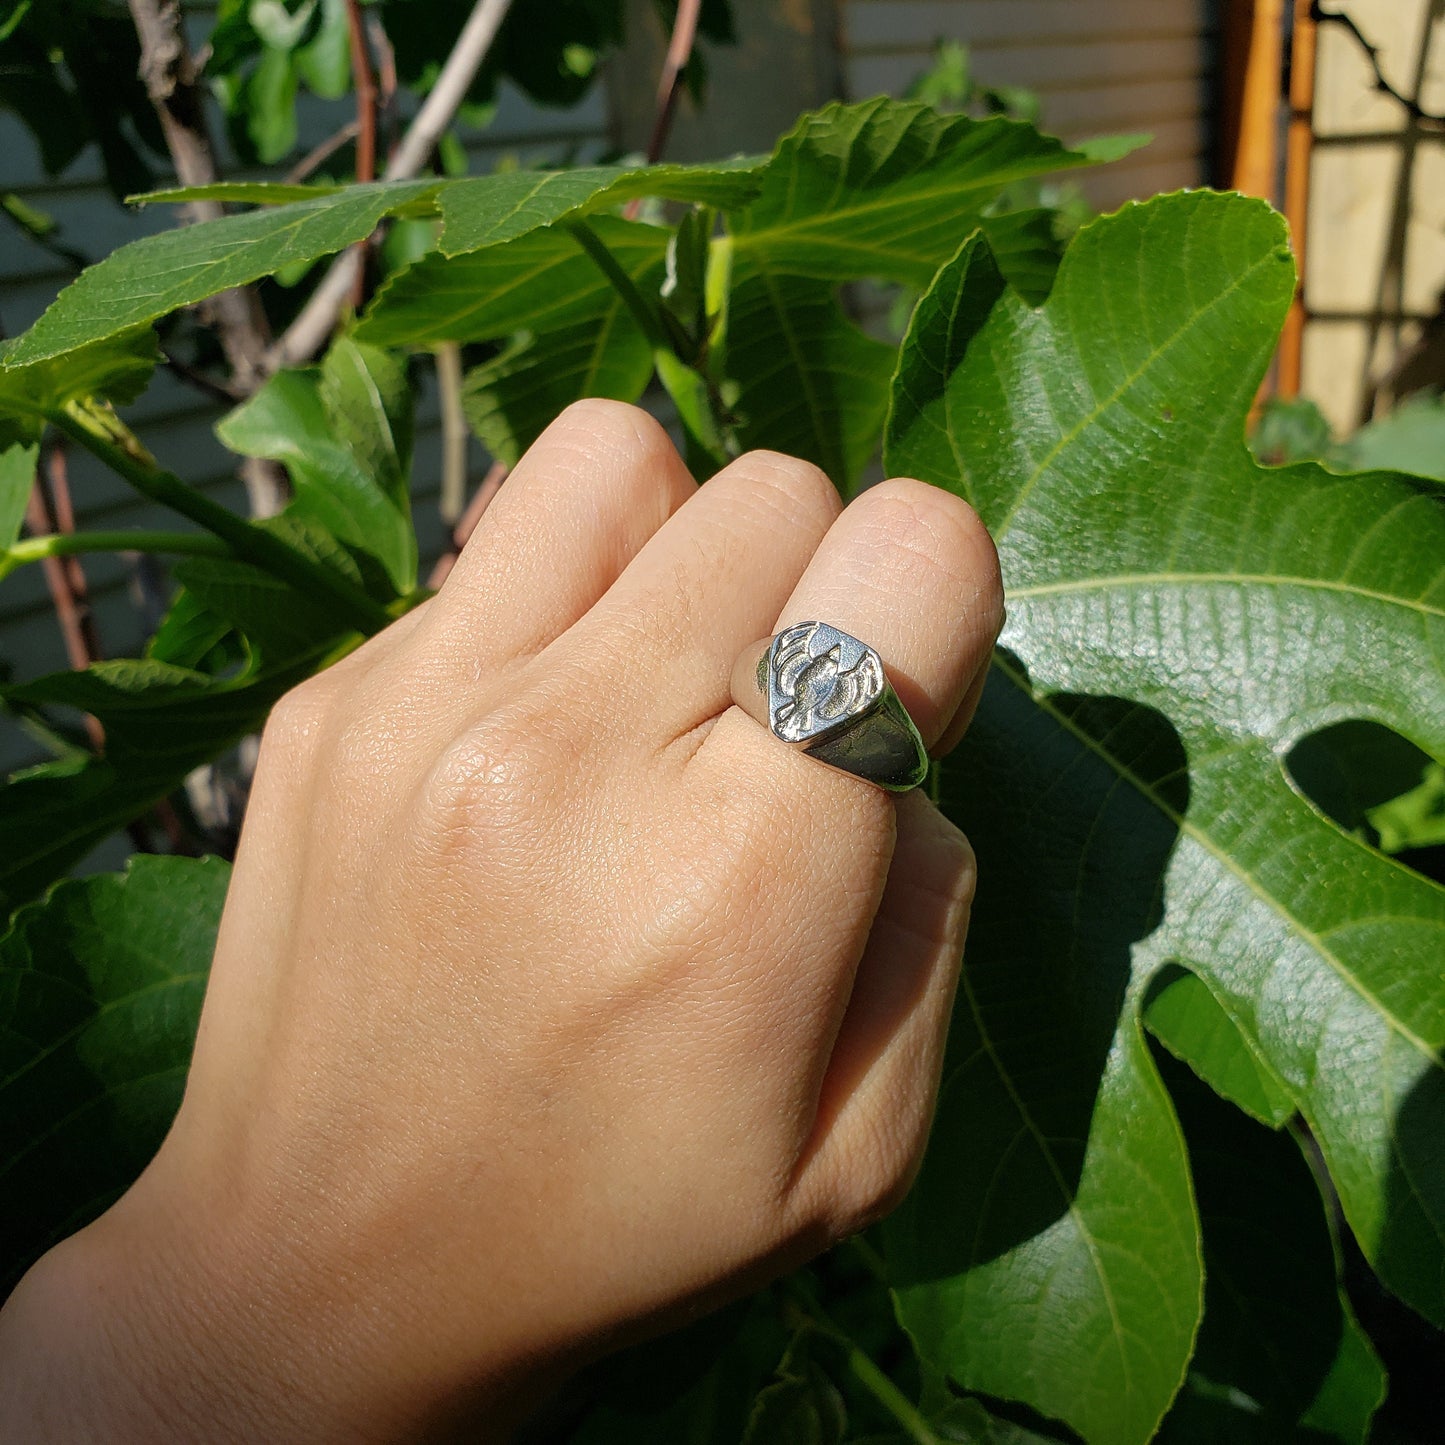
[{"x1": 729, "y1": 621, "x2": 929, "y2": 792}]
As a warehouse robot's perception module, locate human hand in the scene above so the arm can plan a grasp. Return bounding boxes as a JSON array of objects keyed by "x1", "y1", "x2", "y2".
[{"x1": 0, "y1": 402, "x2": 1002, "y2": 1442}]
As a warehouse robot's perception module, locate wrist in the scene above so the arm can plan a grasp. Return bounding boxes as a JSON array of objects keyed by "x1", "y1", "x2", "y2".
[
  {"x1": 0, "y1": 1217, "x2": 223, "y2": 1444},
  {"x1": 0, "y1": 1166, "x2": 550, "y2": 1444}
]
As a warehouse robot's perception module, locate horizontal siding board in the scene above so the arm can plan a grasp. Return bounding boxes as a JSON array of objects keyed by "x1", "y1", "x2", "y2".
[
  {"x1": 845, "y1": 0, "x2": 1211, "y2": 50},
  {"x1": 0, "y1": 75, "x2": 608, "y2": 190},
  {"x1": 848, "y1": 35, "x2": 1206, "y2": 101},
  {"x1": 1086, "y1": 155, "x2": 1205, "y2": 210},
  {"x1": 1040, "y1": 77, "x2": 1208, "y2": 134}
]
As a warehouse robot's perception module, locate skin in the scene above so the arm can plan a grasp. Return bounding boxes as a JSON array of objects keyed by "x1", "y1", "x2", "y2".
[{"x1": 0, "y1": 402, "x2": 1003, "y2": 1443}]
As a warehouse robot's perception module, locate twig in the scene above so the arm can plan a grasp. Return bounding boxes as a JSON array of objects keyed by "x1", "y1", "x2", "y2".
[
  {"x1": 383, "y1": 0, "x2": 514, "y2": 181},
  {"x1": 344, "y1": 0, "x2": 378, "y2": 184},
  {"x1": 268, "y1": 0, "x2": 518, "y2": 371},
  {"x1": 367, "y1": 12, "x2": 400, "y2": 159},
  {"x1": 435, "y1": 342, "x2": 469, "y2": 524},
  {"x1": 51, "y1": 403, "x2": 393, "y2": 636},
  {"x1": 645, "y1": 0, "x2": 702, "y2": 164},
  {"x1": 343, "y1": 0, "x2": 380, "y2": 310},
  {"x1": 0, "y1": 530, "x2": 230, "y2": 584},
  {"x1": 26, "y1": 444, "x2": 103, "y2": 692},
  {"x1": 1311, "y1": 3, "x2": 1445, "y2": 126},
  {"x1": 563, "y1": 217, "x2": 667, "y2": 347},
  {"x1": 161, "y1": 348, "x2": 242, "y2": 405},
  {"x1": 623, "y1": 0, "x2": 703, "y2": 221},
  {"x1": 125, "y1": 0, "x2": 288, "y2": 515},
  {"x1": 285, "y1": 120, "x2": 361, "y2": 184}
]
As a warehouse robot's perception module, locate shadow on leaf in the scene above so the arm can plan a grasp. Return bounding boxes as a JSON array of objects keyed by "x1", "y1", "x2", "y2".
[{"x1": 891, "y1": 658, "x2": 1187, "y2": 1277}]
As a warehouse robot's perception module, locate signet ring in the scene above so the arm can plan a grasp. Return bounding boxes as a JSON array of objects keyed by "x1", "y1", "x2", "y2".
[{"x1": 729, "y1": 621, "x2": 929, "y2": 792}]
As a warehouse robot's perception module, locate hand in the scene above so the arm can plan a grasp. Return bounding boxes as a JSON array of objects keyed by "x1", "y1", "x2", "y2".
[{"x1": 0, "y1": 402, "x2": 1002, "y2": 1442}]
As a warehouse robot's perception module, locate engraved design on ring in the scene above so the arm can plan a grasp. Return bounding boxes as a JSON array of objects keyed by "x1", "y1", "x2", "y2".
[{"x1": 731, "y1": 621, "x2": 930, "y2": 793}]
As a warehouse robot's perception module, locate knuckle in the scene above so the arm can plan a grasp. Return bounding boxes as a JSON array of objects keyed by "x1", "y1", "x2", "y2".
[
  {"x1": 830, "y1": 1118, "x2": 927, "y2": 1236},
  {"x1": 261, "y1": 673, "x2": 340, "y2": 760},
  {"x1": 865, "y1": 482, "x2": 1003, "y2": 622},
  {"x1": 551, "y1": 398, "x2": 676, "y2": 471},
  {"x1": 414, "y1": 705, "x2": 569, "y2": 870},
  {"x1": 734, "y1": 449, "x2": 843, "y2": 527}
]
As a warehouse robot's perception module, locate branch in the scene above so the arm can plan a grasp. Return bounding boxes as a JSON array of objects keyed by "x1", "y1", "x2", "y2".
[
  {"x1": 268, "y1": 0, "x2": 517, "y2": 371},
  {"x1": 645, "y1": 0, "x2": 703, "y2": 164},
  {"x1": 624, "y1": 0, "x2": 703, "y2": 221},
  {"x1": 51, "y1": 403, "x2": 393, "y2": 636},
  {"x1": 563, "y1": 218, "x2": 668, "y2": 348},
  {"x1": 25, "y1": 444, "x2": 103, "y2": 690},
  {"x1": 125, "y1": 0, "x2": 288, "y2": 516},
  {"x1": 1, "y1": 529, "x2": 229, "y2": 584},
  {"x1": 344, "y1": 0, "x2": 380, "y2": 310},
  {"x1": 285, "y1": 120, "x2": 361, "y2": 185},
  {"x1": 1311, "y1": 3, "x2": 1445, "y2": 126},
  {"x1": 434, "y1": 342, "x2": 469, "y2": 524}
]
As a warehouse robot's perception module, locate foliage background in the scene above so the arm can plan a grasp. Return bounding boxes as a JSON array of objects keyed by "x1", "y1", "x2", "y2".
[{"x1": 1, "y1": 6, "x2": 1443, "y2": 1444}]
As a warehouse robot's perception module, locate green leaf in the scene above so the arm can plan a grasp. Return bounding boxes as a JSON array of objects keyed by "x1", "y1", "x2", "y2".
[
  {"x1": 0, "y1": 441, "x2": 37, "y2": 552},
  {"x1": 0, "y1": 855, "x2": 228, "y2": 1290},
  {"x1": 357, "y1": 217, "x2": 671, "y2": 348},
  {"x1": 742, "y1": 1336, "x2": 848, "y2": 1445},
  {"x1": 240, "y1": 43, "x2": 301, "y2": 164},
  {"x1": 1155, "y1": 1051, "x2": 1387, "y2": 1441},
  {"x1": 977, "y1": 207, "x2": 1065, "y2": 306},
  {"x1": 217, "y1": 339, "x2": 417, "y2": 592},
  {"x1": 1145, "y1": 968, "x2": 1294, "y2": 1127},
  {"x1": 293, "y1": 0, "x2": 352, "y2": 97},
  {"x1": 462, "y1": 314, "x2": 654, "y2": 469},
  {"x1": 7, "y1": 180, "x2": 443, "y2": 366},
  {"x1": 729, "y1": 98, "x2": 1139, "y2": 286},
  {"x1": 1371, "y1": 763, "x2": 1445, "y2": 854},
  {"x1": 1298, "y1": 1303, "x2": 1388, "y2": 1445},
  {"x1": 0, "y1": 1, "x2": 165, "y2": 198},
  {"x1": 1250, "y1": 396, "x2": 1333, "y2": 467},
  {"x1": 717, "y1": 269, "x2": 893, "y2": 489},
  {"x1": 249, "y1": 0, "x2": 317, "y2": 51},
  {"x1": 0, "y1": 327, "x2": 160, "y2": 444},
  {"x1": 1335, "y1": 392, "x2": 1445, "y2": 482},
  {"x1": 130, "y1": 181, "x2": 348, "y2": 206},
  {"x1": 561, "y1": 1294, "x2": 790, "y2": 1444},
  {"x1": 9, "y1": 161, "x2": 759, "y2": 366},
  {"x1": 433, "y1": 158, "x2": 764, "y2": 256},
  {"x1": 0, "y1": 521, "x2": 357, "y2": 914},
  {"x1": 0, "y1": 653, "x2": 307, "y2": 916},
  {"x1": 885, "y1": 684, "x2": 1203, "y2": 1445},
  {"x1": 883, "y1": 189, "x2": 1445, "y2": 1441}
]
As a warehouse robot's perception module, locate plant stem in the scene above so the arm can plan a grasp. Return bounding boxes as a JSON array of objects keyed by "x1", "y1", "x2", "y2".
[
  {"x1": 344, "y1": 0, "x2": 379, "y2": 310},
  {"x1": 844, "y1": 1344, "x2": 942, "y2": 1445},
  {"x1": 780, "y1": 1279, "x2": 941, "y2": 1445},
  {"x1": 269, "y1": 0, "x2": 517, "y2": 370},
  {"x1": 563, "y1": 218, "x2": 668, "y2": 349},
  {"x1": 50, "y1": 405, "x2": 392, "y2": 635},
  {"x1": 645, "y1": 0, "x2": 702, "y2": 164},
  {"x1": 126, "y1": 0, "x2": 287, "y2": 513},
  {"x1": 435, "y1": 342, "x2": 469, "y2": 524},
  {"x1": 847, "y1": 1232, "x2": 891, "y2": 1287},
  {"x1": 1, "y1": 529, "x2": 230, "y2": 582}
]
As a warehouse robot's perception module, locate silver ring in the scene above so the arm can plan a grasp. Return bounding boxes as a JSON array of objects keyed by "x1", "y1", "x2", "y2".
[{"x1": 729, "y1": 621, "x2": 929, "y2": 792}]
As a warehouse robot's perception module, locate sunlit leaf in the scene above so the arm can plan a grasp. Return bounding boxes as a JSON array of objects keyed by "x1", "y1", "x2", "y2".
[
  {"x1": 884, "y1": 191, "x2": 1445, "y2": 1443},
  {"x1": 0, "y1": 855, "x2": 228, "y2": 1289}
]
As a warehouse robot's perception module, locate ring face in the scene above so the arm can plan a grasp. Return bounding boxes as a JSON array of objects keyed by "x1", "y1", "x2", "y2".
[
  {"x1": 767, "y1": 621, "x2": 885, "y2": 744},
  {"x1": 734, "y1": 621, "x2": 929, "y2": 792}
]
